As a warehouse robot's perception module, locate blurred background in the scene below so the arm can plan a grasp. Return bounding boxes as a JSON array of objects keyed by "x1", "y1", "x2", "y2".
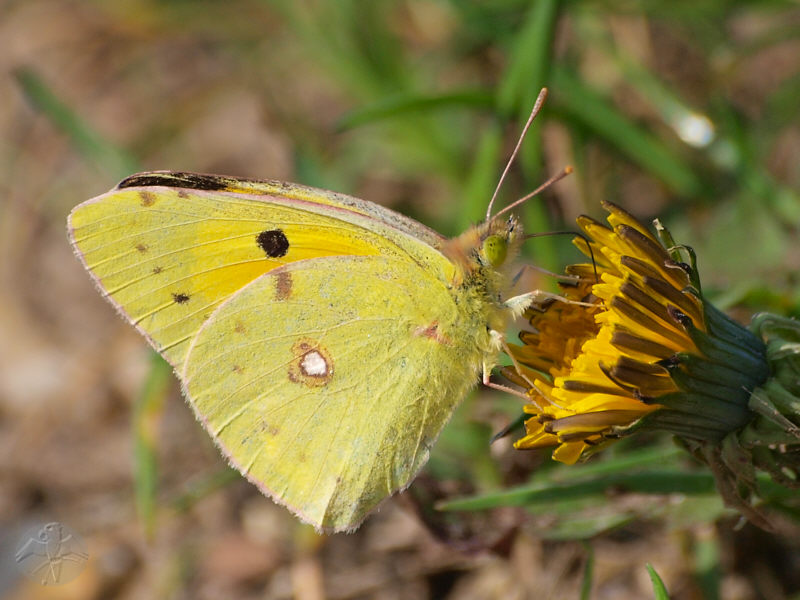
[{"x1": 2, "y1": 0, "x2": 800, "y2": 598}]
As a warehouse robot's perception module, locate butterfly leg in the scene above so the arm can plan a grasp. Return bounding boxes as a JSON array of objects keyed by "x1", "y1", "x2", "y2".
[
  {"x1": 480, "y1": 329, "x2": 544, "y2": 404},
  {"x1": 482, "y1": 372, "x2": 531, "y2": 401},
  {"x1": 504, "y1": 290, "x2": 595, "y2": 318}
]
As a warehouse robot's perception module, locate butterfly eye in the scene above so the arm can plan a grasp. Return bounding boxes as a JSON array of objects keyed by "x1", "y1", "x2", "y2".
[{"x1": 482, "y1": 234, "x2": 508, "y2": 267}]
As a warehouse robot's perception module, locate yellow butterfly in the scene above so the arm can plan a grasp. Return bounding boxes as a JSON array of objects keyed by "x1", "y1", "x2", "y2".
[{"x1": 67, "y1": 96, "x2": 558, "y2": 532}]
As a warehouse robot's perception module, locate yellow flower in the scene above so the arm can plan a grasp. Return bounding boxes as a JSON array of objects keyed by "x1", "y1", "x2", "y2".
[{"x1": 506, "y1": 201, "x2": 767, "y2": 464}]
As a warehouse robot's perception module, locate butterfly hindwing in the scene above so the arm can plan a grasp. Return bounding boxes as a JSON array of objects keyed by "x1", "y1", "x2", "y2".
[{"x1": 182, "y1": 254, "x2": 480, "y2": 531}]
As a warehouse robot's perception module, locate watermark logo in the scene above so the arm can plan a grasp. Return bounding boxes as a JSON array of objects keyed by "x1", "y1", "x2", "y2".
[{"x1": 15, "y1": 522, "x2": 88, "y2": 586}]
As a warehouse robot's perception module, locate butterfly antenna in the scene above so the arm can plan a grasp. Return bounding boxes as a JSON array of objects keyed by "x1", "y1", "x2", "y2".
[
  {"x1": 491, "y1": 166, "x2": 573, "y2": 223},
  {"x1": 485, "y1": 88, "x2": 549, "y2": 221},
  {"x1": 523, "y1": 229, "x2": 600, "y2": 282},
  {"x1": 516, "y1": 262, "x2": 581, "y2": 284}
]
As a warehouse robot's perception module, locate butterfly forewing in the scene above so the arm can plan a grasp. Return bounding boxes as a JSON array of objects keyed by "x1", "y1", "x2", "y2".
[{"x1": 68, "y1": 176, "x2": 451, "y2": 368}]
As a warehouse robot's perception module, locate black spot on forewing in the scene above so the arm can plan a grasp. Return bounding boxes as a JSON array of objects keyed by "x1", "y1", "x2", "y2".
[
  {"x1": 257, "y1": 229, "x2": 289, "y2": 258},
  {"x1": 152, "y1": 266, "x2": 163, "y2": 274},
  {"x1": 139, "y1": 191, "x2": 156, "y2": 206},
  {"x1": 172, "y1": 293, "x2": 190, "y2": 304},
  {"x1": 135, "y1": 243, "x2": 148, "y2": 253},
  {"x1": 118, "y1": 172, "x2": 229, "y2": 191}
]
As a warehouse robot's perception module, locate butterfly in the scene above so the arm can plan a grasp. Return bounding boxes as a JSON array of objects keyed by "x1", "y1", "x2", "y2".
[{"x1": 67, "y1": 94, "x2": 560, "y2": 532}]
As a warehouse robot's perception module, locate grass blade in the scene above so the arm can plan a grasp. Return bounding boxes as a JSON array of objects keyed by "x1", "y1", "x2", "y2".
[
  {"x1": 14, "y1": 67, "x2": 138, "y2": 178},
  {"x1": 580, "y1": 542, "x2": 594, "y2": 600},
  {"x1": 437, "y1": 469, "x2": 718, "y2": 512},
  {"x1": 551, "y1": 67, "x2": 703, "y2": 197},
  {"x1": 133, "y1": 354, "x2": 173, "y2": 539},
  {"x1": 336, "y1": 89, "x2": 493, "y2": 131},
  {"x1": 646, "y1": 564, "x2": 671, "y2": 600}
]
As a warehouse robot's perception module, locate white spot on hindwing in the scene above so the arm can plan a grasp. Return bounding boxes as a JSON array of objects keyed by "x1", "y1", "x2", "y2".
[
  {"x1": 288, "y1": 339, "x2": 333, "y2": 387},
  {"x1": 300, "y1": 351, "x2": 328, "y2": 377}
]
